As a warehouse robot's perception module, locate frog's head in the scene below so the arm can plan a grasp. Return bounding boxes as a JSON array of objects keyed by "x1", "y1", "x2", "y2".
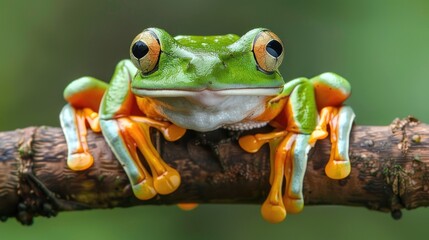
[{"x1": 129, "y1": 27, "x2": 285, "y2": 99}]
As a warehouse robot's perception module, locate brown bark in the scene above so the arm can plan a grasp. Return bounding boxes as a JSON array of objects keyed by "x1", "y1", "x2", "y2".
[{"x1": 0, "y1": 116, "x2": 428, "y2": 225}]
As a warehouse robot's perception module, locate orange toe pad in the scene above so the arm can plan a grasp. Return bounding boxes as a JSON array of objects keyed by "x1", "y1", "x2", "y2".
[{"x1": 67, "y1": 152, "x2": 94, "y2": 171}]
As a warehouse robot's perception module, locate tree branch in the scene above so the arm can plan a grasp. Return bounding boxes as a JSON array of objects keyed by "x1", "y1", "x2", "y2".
[{"x1": 0, "y1": 116, "x2": 428, "y2": 225}]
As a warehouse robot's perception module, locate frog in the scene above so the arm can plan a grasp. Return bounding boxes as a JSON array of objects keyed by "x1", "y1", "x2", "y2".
[{"x1": 60, "y1": 27, "x2": 355, "y2": 223}]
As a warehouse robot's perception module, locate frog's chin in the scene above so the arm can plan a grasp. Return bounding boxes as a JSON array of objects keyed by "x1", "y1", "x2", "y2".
[
  {"x1": 131, "y1": 87, "x2": 282, "y2": 98},
  {"x1": 132, "y1": 87, "x2": 281, "y2": 107}
]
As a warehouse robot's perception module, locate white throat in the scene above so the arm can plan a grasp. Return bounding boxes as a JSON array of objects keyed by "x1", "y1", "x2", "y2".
[
  {"x1": 132, "y1": 87, "x2": 281, "y2": 132},
  {"x1": 154, "y1": 94, "x2": 269, "y2": 132}
]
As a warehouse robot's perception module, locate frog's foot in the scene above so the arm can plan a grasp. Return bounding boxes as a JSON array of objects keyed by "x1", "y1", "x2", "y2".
[
  {"x1": 60, "y1": 105, "x2": 102, "y2": 171},
  {"x1": 261, "y1": 132, "x2": 296, "y2": 223},
  {"x1": 261, "y1": 132, "x2": 311, "y2": 222},
  {"x1": 316, "y1": 106, "x2": 355, "y2": 179},
  {"x1": 239, "y1": 131, "x2": 287, "y2": 153},
  {"x1": 101, "y1": 117, "x2": 184, "y2": 199}
]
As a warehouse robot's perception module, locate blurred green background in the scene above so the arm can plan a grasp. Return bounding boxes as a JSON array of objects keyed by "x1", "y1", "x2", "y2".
[{"x1": 1, "y1": 0, "x2": 428, "y2": 239}]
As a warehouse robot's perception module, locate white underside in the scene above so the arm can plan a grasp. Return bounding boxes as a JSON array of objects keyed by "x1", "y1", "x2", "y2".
[
  {"x1": 156, "y1": 95, "x2": 268, "y2": 132},
  {"x1": 133, "y1": 88, "x2": 280, "y2": 132}
]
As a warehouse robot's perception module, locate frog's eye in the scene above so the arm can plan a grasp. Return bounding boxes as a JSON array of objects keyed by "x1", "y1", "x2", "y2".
[
  {"x1": 130, "y1": 30, "x2": 161, "y2": 74},
  {"x1": 252, "y1": 30, "x2": 284, "y2": 73}
]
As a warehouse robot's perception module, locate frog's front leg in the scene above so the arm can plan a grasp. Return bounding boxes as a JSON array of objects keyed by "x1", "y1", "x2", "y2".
[
  {"x1": 99, "y1": 60, "x2": 186, "y2": 199},
  {"x1": 100, "y1": 117, "x2": 184, "y2": 199}
]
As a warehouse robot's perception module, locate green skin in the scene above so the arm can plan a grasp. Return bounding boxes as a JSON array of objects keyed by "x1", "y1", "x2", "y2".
[{"x1": 60, "y1": 28, "x2": 354, "y2": 220}]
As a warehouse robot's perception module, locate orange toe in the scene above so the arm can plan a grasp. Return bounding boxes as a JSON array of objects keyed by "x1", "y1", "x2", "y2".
[
  {"x1": 325, "y1": 160, "x2": 351, "y2": 179},
  {"x1": 67, "y1": 152, "x2": 94, "y2": 171},
  {"x1": 261, "y1": 199, "x2": 287, "y2": 223},
  {"x1": 153, "y1": 167, "x2": 181, "y2": 195}
]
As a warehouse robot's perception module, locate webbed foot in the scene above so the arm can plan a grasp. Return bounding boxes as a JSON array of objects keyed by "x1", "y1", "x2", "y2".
[
  {"x1": 60, "y1": 105, "x2": 102, "y2": 171},
  {"x1": 101, "y1": 117, "x2": 185, "y2": 199},
  {"x1": 242, "y1": 132, "x2": 310, "y2": 223},
  {"x1": 314, "y1": 106, "x2": 355, "y2": 179}
]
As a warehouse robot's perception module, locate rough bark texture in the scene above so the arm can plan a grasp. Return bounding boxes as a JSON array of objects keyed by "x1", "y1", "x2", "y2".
[{"x1": 0, "y1": 116, "x2": 428, "y2": 225}]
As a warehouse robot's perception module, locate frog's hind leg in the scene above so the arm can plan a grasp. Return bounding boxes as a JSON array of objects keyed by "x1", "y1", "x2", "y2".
[
  {"x1": 60, "y1": 77, "x2": 108, "y2": 171},
  {"x1": 310, "y1": 106, "x2": 355, "y2": 179}
]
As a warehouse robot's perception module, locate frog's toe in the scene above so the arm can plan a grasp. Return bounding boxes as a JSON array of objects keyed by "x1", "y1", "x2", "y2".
[
  {"x1": 67, "y1": 152, "x2": 94, "y2": 171},
  {"x1": 162, "y1": 124, "x2": 186, "y2": 141},
  {"x1": 261, "y1": 199, "x2": 287, "y2": 223},
  {"x1": 325, "y1": 160, "x2": 351, "y2": 179},
  {"x1": 239, "y1": 135, "x2": 264, "y2": 153},
  {"x1": 132, "y1": 179, "x2": 157, "y2": 200},
  {"x1": 153, "y1": 167, "x2": 181, "y2": 195},
  {"x1": 309, "y1": 128, "x2": 328, "y2": 144},
  {"x1": 284, "y1": 197, "x2": 304, "y2": 214}
]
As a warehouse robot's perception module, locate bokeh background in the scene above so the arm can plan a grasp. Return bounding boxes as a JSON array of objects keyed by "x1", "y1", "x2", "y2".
[{"x1": 1, "y1": 0, "x2": 428, "y2": 239}]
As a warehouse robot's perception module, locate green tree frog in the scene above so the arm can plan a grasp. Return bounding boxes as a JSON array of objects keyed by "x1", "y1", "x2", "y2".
[{"x1": 60, "y1": 28, "x2": 355, "y2": 223}]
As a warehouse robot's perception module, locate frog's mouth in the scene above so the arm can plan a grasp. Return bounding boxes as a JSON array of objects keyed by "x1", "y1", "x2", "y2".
[
  {"x1": 131, "y1": 87, "x2": 282, "y2": 97},
  {"x1": 132, "y1": 87, "x2": 282, "y2": 107}
]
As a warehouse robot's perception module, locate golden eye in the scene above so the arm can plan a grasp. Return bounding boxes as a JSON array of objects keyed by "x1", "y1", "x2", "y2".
[
  {"x1": 252, "y1": 30, "x2": 284, "y2": 73},
  {"x1": 130, "y1": 30, "x2": 161, "y2": 74}
]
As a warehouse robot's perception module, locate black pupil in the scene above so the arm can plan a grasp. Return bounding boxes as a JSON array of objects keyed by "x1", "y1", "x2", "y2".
[
  {"x1": 266, "y1": 40, "x2": 283, "y2": 58},
  {"x1": 132, "y1": 41, "x2": 149, "y2": 59}
]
